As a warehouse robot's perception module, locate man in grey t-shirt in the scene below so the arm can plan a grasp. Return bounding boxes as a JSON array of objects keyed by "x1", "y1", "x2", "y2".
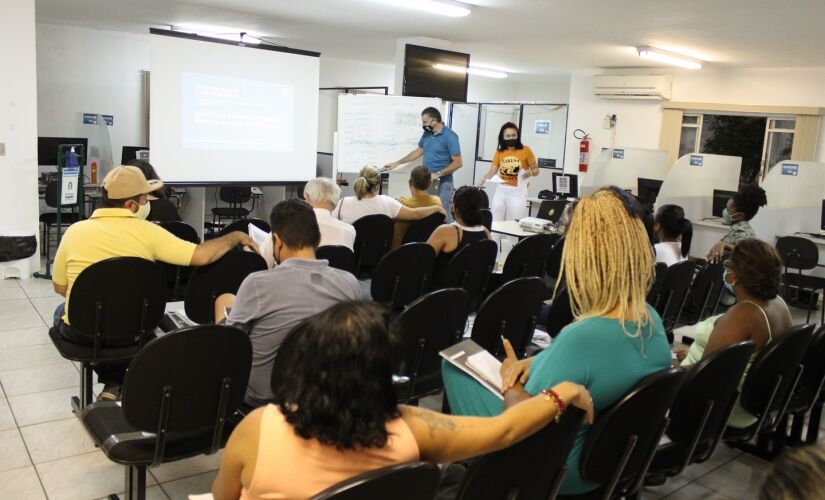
[{"x1": 214, "y1": 199, "x2": 361, "y2": 407}]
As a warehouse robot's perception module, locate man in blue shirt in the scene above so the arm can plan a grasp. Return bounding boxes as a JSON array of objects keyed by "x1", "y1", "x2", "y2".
[{"x1": 386, "y1": 107, "x2": 462, "y2": 220}]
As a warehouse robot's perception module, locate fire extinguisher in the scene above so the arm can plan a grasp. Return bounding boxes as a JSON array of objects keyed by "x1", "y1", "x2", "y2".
[
  {"x1": 91, "y1": 161, "x2": 98, "y2": 185},
  {"x1": 574, "y1": 129, "x2": 590, "y2": 173}
]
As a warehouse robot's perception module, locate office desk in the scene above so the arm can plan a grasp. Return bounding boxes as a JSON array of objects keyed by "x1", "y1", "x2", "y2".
[
  {"x1": 690, "y1": 219, "x2": 730, "y2": 259},
  {"x1": 491, "y1": 221, "x2": 537, "y2": 239}
]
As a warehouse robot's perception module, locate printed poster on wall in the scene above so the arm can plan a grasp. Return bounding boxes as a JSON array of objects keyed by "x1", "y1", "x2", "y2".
[{"x1": 61, "y1": 167, "x2": 79, "y2": 205}]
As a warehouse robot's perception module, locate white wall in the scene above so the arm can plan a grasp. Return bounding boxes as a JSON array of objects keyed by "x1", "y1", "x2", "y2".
[
  {"x1": 319, "y1": 56, "x2": 395, "y2": 89},
  {"x1": 37, "y1": 23, "x2": 150, "y2": 166},
  {"x1": 0, "y1": 0, "x2": 40, "y2": 273},
  {"x1": 564, "y1": 67, "x2": 825, "y2": 172}
]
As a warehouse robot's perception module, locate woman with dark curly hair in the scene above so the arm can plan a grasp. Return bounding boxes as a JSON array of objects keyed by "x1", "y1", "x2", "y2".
[
  {"x1": 676, "y1": 238, "x2": 791, "y2": 428},
  {"x1": 212, "y1": 301, "x2": 593, "y2": 500},
  {"x1": 427, "y1": 186, "x2": 491, "y2": 289},
  {"x1": 707, "y1": 184, "x2": 767, "y2": 263}
]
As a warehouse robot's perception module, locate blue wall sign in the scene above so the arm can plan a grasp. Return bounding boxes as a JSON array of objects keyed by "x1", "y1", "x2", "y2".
[
  {"x1": 612, "y1": 149, "x2": 624, "y2": 159},
  {"x1": 690, "y1": 155, "x2": 704, "y2": 166},
  {"x1": 82, "y1": 113, "x2": 98, "y2": 125},
  {"x1": 781, "y1": 163, "x2": 799, "y2": 176}
]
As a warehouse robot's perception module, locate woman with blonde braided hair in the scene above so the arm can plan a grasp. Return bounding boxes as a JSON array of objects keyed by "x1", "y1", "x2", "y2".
[{"x1": 441, "y1": 186, "x2": 671, "y2": 496}]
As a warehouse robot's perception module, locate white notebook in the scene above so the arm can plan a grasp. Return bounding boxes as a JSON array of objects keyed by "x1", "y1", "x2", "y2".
[{"x1": 440, "y1": 339, "x2": 504, "y2": 399}]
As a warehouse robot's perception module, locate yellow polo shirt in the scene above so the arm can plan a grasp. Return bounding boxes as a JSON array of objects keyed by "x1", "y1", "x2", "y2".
[{"x1": 53, "y1": 208, "x2": 197, "y2": 324}]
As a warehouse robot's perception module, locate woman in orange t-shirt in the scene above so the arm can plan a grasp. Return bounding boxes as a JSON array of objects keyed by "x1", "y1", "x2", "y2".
[{"x1": 478, "y1": 122, "x2": 539, "y2": 222}]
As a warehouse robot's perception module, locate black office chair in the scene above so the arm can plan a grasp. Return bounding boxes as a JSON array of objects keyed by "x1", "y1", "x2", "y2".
[
  {"x1": 558, "y1": 367, "x2": 685, "y2": 500},
  {"x1": 402, "y1": 212, "x2": 445, "y2": 244},
  {"x1": 80, "y1": 325, "x2": 252, "y2": 500},
  {"x1": 455, "y1": 409, "x2": 584, "y2": 500},
  {"x1": 211, "y1": 186, "x2": 252, "y2": 225},
  {"x1": 157, "y1": 221, "x2": 200, "y2": 301},
  {"x1": 317, "y1": 245, "x2": 356, "y2": 275},
  {"x1": 500, "y1": 233, "x2": 558, "y2": 284},
  {"x1": 40, "y1": 180, "x2": 82, "y2": 259},
  {"x1": 370, "y1": 243, "x2": 436, "y2": 309},
  {"x1": 442, "y1": 239, "x2": 497, "y2": 310},
  {"x1": 723, "y1": 324, "x2": 814, "y2": 459},
  {"x1": 472, "y1": 277, "x2": 545, "y2": 358},
  {"x1": 648, "y1": 260, "x2": 696, "y2": 340},
  {"x1": 217, "y1": 217, "x2": 271, "y2": 237},
  {"x1": 680, "y1": 262, "x2": 724, "y2": 324},
  {"x1": 352, "y1": 214, "x2": 394, "y2": 277},
  {"x1": 545, "y1": 281, "x2": 575, "y2": 339},
  {"x1": 647, "y1": 341, "x2": 754, "y2": 481},
  {"x1": 784, "y1": 325, "x2": 825, "y2": 445},
  {"x1": 310, "y1": 462, "x2": 440, "y2": 500},
  {"x1": 646, "y1": 263, "x2": 668, "y2": 308},
  {"x1": 776, "y1": 236, "x2": 825, "y2": 324},
  {"x1": 480, "y1": 208, "x2": 493, "y2": 232},
  {"x1": 184, "y1": 250, "x2": 267, "y2": 324},
  {"x1": 48, "y1": 257, "x2": 166, "y2": 412},
  {"x1": 547, "y1": 236, "x2": 566, "y2": 284},
  {"x1": 395, "y1": 288, "x2": 470, "y2": 403}
]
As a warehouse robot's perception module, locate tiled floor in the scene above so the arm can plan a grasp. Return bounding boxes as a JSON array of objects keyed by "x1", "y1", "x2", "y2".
[{"x1": 0, "y1": 275, "x2": 819, "y2": 499}]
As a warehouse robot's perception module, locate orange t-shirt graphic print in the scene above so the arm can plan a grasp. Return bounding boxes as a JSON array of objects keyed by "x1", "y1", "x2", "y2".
[{"x1": 492, "y1": 146, "x2": 536, "y2": 187}]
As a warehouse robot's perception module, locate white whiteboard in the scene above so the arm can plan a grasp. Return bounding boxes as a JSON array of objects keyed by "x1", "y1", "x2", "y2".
[{"x1": 336, "y1": 94, "x2": 443, "y2": 174}]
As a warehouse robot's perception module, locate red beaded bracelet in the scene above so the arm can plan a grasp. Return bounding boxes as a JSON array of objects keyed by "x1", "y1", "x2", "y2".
[{"x1": 541, "y1": 388, "x2": 567, "y2": 422}]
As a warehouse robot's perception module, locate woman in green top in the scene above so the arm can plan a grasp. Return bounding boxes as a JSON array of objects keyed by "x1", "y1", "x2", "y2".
[
  {"x1": 442, "y1": 186, "x2": 672, "y2": 496},
  {"x1": 676, "y1": 238, "x2": 791, "y2": 427}
]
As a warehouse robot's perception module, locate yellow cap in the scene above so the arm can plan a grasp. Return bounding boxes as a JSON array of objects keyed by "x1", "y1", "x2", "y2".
[{"x1": 101, "y1": 166, "x2": 163, "y2": 200}]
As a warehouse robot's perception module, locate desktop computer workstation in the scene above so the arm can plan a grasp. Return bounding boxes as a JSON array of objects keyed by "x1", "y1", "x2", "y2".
[
  {"x1": 637, "y1": 177, "x2": 663, "y2": 211},
  {"x1": 712, "y1": 189, "x2": 738, "y2": 218}
]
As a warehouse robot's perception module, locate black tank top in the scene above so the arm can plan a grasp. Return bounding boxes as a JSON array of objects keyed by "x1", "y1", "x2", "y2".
[{"x1": 432, "y1": 224, "x2": 489, "y2": 289}]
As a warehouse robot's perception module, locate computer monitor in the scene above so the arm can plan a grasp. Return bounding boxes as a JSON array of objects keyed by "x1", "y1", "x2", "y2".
[
  {"x1": 38, "y1": 137, "x2": 88, "y2": 166},
  {"x1": 712, "y1": 189, "x2": 738, "y2": 218},
  {"x1": 121, "y1": 146, "x2": 149, "y2": 164},
  {"x1": 821, "y1": 200, "x2": 825, "y2": 231},
  {"x1": 536, "y1": 200, "x2": 568, "y2": 223},
  {"x1": 637, "y1": 178, "x2": 663, "y2": 207},
  {"x1": 552, "y1": 173, "x2": 578, "y2": 199}
]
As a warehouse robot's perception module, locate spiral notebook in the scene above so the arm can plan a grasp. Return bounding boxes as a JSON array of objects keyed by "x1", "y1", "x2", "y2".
[{"x1": 440, "y1": 339, "x2": 503, "y2": 400}]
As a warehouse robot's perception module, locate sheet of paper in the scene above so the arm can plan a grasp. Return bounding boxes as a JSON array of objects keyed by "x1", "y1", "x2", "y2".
[
  {"x1": 248, "y1": 223, "x2": 275, "y2": 269},
  {"x1": 466, "y1": 350, "x2": 503, "y2": 390}
]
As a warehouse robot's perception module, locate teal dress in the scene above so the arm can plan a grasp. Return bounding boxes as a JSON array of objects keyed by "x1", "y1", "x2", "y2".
[{"x1": 442, "y1": 305, "x2": 672, "y2": 495}]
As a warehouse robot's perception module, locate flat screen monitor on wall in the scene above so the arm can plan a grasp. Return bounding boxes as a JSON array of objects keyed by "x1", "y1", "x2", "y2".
[
  {"x1": 403, "y1": 44, "x2": 469, "y2": 103},
  {"x1": 712, "y1": 189, "x2": 738, "y2": 218},
  {"x1": 38, "y1": 137, "x2": 88, "y2": 166},
  {"x1": 149, "y1": 28, "x2": 321, "y2": 185},
  {"x1": 637, "y1": 178, "x2": 664, "y2": 207}
]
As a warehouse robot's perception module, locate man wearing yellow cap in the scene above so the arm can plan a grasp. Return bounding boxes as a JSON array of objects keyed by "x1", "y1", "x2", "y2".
[{"x1": 52, "y1": 165, "x2": 259, "y2": 400}]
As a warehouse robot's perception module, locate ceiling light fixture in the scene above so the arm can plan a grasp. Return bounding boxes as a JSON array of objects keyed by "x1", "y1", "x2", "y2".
[
  {"x1": 384, "y1": 0, "x2": 471, "y2": 18},
  {"x1": 433, "y1": 63, "x2": 508, "y2": 79},
  {"x1": 637, "y1": 46, "x2": 702, "y2": 70}
]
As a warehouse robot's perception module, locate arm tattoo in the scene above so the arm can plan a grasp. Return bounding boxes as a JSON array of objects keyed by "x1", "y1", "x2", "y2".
[{"x1": 412, "y1": 408, "x2": 459, "y2": 439}]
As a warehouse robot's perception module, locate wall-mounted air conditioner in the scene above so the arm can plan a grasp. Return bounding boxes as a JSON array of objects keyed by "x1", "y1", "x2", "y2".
[{"x1": 592, "y1": 74, "x2": 673, "y2": 100}]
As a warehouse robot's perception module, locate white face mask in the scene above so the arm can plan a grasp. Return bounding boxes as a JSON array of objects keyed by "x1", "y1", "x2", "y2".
[{"x1": 135, "y1": 200, "x2": 151, "y2": 220}]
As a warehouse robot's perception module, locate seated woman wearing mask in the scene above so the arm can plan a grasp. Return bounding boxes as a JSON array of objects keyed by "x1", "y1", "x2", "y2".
[
  {"x1": 706, "y1": 185, "x2": 767, "y2": 263},
  {"x1": 675, "y1": 238, "x2": 792, "y2": 428}
]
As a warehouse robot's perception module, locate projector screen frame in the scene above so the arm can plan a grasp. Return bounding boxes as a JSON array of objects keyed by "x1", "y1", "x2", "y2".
[
  {"x1": 149, "y1": 28, "x2": 320, "y2": 58},
  {"x1": 149, "y1": 28, "x2": 320, "y2": 186}
]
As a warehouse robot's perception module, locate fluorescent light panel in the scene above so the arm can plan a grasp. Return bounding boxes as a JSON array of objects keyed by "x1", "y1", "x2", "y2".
[
  {"x1": 433, "y1": 63, "x2": 507, "y2": 79},
  {"x1": 637, "y1": 46, "x2": 702, "y2": 70},
  {"x1": 383, "y1": 0, "x2": 471, "y2": 17}
]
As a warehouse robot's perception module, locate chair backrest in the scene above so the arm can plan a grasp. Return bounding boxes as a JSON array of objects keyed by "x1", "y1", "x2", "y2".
[
  {"x1": 652, "y1": 260, "x2": 696, "y2": 330},
  {"x1": 443, "y1": 239, "x2": 497, "y2": 309},
  {"x1": 402, "y1": 213, "x2": 445, "y2": 244},
  {"x1": 579, "y1": 367, "x2": 685, "y2": 498},
  {"x1": 396, "y1": 288, "x2": 470, "y2": 400},
  {"x1": 122, "y1": 325, "x2": 251, "y2": 459},
  {"x1": 352, "y1": 214, "x2": 394, "y2": 274},
  {"x1": 316, "y1": 245, "x2": 356, "y2": 275},
  {"x1": 219, "y1": 186, "x2": 252, "y2": 205},
  {"x1": 371, "y1": 243, "x2": 436, "y2": 309},
  {"x1": 184, "y1": 250, "x2": 268, "y2": 324},
  {"x1": 799, "y1": 325, "x2": 825, "y2": 399},
  {"x1": 646, "y1": 262, "x2": 668, "y2": 307},
  {"x1": 666, "y1": 341, "x2": 755, "y2": 469},
  {"x1": 740, "y1": 324, "x2": 815, "y2": 429},
  {"x1": 545, "y1": 281, "x2": 574, "y2": 338},
  {"x1": 471, "y1": 277, "x2": 545, "y2": 357},
  {"x1": 310, "y1": 462, "x2": 440, "y2": 500},
  {"x1": 217, "y1": 218, "x2": 271, "y2": 237},
  {"x1": 546, "y1": 236, "x2": 565, "y2": 282},
  {"x1": 455, "y1": 408, "x2": 584, "y2": 500},
  {"x1": 68, "y1": 257, "x2": 167, "y2": 344},
  {"x1": 44, "y1": 180, "x2": 78, "y2": 208},
  {"x1": 776, "y1": 236, "x2": 819, "y2": 271},
  {"x1": 501, "y1": 233, "x2": 558, "y2": 283},
  {"x1": 158, "y1": 221, "x2": 200, "y2": 244},
  {"x1": 686, "y1": 262, "x2": 724, "y2": 319},
  {"x1": 479, "y1": 208, "x2": 493, "y2": 231}
]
